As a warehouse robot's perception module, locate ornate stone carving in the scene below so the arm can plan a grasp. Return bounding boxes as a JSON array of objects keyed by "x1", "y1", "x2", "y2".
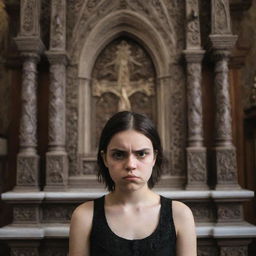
[
  {"x1": 217, "y1": 203, "x2": 243, "y2": 222},
  {"x1": 188, "y1": 203, "x2": 215, "y2": 222},
  {"x1": 11, "y1": 247, "x2": 39, "y2": 256},
  {"x1": 213, "y1": 52, "x2": 233, "y2": 143},
  {"x1": 187, "y1": 149, "x2": 207, "y2": 183},
  {"x1": 46, "y1": 154, "x2": 67, "y2": 184},
  {"x1": 13, "y1": 205, "x2": 38, "y2": 222},
  {"x1": 21, "y1": 0, "x2": 40, "y2": 36},
  {"x1": 92, "y1": 38, "x2": 156, "y2": 149},
  {"x1": 48, "y1": 63, "x2": 66, "y2": 147},
  {"x1": 42, "y1": 205, "x2": 74, "y2": 222},
  {"x1": 198, "y1": 246, "x2": 217, "y2": 256},
  {"x1": 186, "y1": 62, "x2": 203, "y2": 143},
  {"x1": 22, "y1": 0, "x2": 34, "y2": 33},
  {"x1": 169, "y1": 64, "x2": 186, "y2": 176},
  {"x1": 220, "y1": 246, "x2": 247, "y2": 256},
  {"x1": 216, "y1": 148, "x2": 238, "y2": 184},
  {"x1": 185, "y1": 0, "x2": 201, "y2": 48},
  {"x1": 19, "y1": 56, "x2": 39, "y2": 148},
  {"x1": 17, "y1": 154, "x2": 39, "y2": 186},
  {"x1": 42, "y1": 248, "x2": 67, "y2": 256},
  {"x1": 80, "y1": 160, "x2": 97, "y2": 175},
  {"x1": 50, "y1": 0, "x2": 66, "y2": 50},
  {"x1": 69, "y1": 0, "x2": 178, "y2": 61},
  {"x1": 92, "y1": 40, "x2": 155, "y2": 111},
  {"x1": 86, "y1": 0, "x2": 102, "y2": 10},
  {"x1": 211, "y1": 0, "x2": 232, "y2": 35},
  {"x1": 66, "y1": 66, "x2": 78, "y2": 176}
]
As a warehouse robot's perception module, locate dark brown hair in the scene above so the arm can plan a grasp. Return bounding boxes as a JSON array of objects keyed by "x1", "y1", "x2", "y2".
[{"x1": 97, "y1": 111, "x2": 164, "y2": 191}]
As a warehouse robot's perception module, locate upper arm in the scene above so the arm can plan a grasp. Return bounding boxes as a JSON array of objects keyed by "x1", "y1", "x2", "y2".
[
  {"x1": 172, "y1": 201, "x2": 197, "y2": 256},
  {"x1": 69, "y1": 201, "x2": 94, "y2": 256}
]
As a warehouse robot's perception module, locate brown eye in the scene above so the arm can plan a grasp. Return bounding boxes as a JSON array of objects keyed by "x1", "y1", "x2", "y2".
[
  {"x1": 112, "y1": 151, "x2": 125, "y2": 160},
  {"x1": 135, "y1": 150, "x2": 148, "y2": 158}
]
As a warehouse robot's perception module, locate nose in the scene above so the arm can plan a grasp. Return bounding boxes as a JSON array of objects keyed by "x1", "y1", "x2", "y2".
[{"x1": 125, "y1": 154, "x2": 137, "y2": 171}]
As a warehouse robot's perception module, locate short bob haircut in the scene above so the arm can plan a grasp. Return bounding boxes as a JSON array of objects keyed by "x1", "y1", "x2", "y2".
[{"x1": 97, "y1": 111, "x2": 164, "y2": 191}]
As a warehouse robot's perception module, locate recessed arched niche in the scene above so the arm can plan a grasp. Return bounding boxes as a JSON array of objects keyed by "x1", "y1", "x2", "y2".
[{"x1": 91, "y1": 37, "x2": 157, "y2": 150}]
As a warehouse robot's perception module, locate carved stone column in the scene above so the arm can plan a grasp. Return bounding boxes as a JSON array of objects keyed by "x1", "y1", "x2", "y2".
[
  {"x1": 184, "y1": 0, "x2": 208, "y2": 190},
  {"x1": 45, "y1": 0, "x2": 68, "y2": 190},
  {"x1": 14, "y1": 0, "x2": 44, "y2": 191},
  {"x1": 210, "y1": 0, "x2": 240, "y2": 189}
]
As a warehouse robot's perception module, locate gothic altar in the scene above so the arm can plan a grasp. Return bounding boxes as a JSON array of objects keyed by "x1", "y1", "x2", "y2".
[{"x1": 0, "y1": 0, "x2": 256, "y2": 255}]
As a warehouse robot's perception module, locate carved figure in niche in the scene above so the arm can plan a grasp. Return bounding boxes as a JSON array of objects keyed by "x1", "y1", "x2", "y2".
[{"x1": 92, "y1": 40, "x2": 154, "y2": 111}]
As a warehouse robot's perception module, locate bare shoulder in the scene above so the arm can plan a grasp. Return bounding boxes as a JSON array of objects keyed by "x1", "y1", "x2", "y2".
[
  {"x1": 172, "y1": 200, "x2": 194, "y2": 219},
  {"x1": 70, "y1": 200, "x2": 94, "y2": 227},
  {"x1": 172, "y1": 200, "x2": 195, "y2": 234},
  {"x1": 69, "y1": 201, "x2": 94, "y2": 255}
]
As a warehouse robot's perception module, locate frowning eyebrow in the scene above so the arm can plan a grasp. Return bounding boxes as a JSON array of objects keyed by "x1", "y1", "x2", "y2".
[{"x1": 109, "y1": 148, "x2": 152, "y2": 152}]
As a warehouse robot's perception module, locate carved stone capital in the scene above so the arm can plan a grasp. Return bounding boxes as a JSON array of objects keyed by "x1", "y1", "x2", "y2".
[
  {"x1": 45, "y1": 51, "x2": 69, "y2": 65},
  {"x1": 16, "y1": 153, "x2": 40, "y2": 190},
  {"x1": 186, "y1": 147, "x2": 208, "y2": 190},
  {"x1": 209, "y1": 34, "x2": 238, "y2": 52},
  {"x1": 14, "y1": 36, "x2": 45, "y2": 56},
  {"x1": 183, "y1": 49, "x2": 205, "y2": 63},
  {"x1": 45, "y1": 152, "x2": 68, "y2": 190}
]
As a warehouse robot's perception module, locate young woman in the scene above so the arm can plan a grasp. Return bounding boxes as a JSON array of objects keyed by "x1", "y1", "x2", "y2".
[{"x1": 69, "y1": 111, "x2": 197, "y2": 256}]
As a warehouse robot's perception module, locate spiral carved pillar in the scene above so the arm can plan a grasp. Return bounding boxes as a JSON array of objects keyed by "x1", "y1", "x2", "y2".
[
  {"x1": 210, "y1": 0, "x2": 240, "y2": 189},
  {"x1": 14, "y1": 0, "x2": 44, "y2": 191},
  {"x1": 184, "y1": 0, "x2": 208, "y2": 189},
  {"x1": 45, "y1": 0, "x2": 68, "y2": 190}
]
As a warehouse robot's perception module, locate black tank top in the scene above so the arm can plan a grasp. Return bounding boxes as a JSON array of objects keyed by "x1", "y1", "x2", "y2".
[{"x1": 90, "y1": 196, "x2": 176, "y2": 256}]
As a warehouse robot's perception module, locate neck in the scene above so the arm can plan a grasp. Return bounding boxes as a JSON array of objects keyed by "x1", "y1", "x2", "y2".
[{"x1": 107, "y1": 186, "x2": 158, "y2": 206}]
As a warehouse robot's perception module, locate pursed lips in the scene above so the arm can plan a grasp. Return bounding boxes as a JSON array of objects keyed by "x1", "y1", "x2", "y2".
[{"x1": 123, "y1": 175, "x2": 140, "y2": 180}]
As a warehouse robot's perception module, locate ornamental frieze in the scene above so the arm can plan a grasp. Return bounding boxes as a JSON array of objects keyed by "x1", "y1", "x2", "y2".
[
  {"x1": 217, "y1": 203, "x2": 243, "y2": 222},
  {"x1": 11, "y1": 248, "x2": 39, "y2": 256},
  {"x1": 13, "y1": 206, "x2": 38, "y2": 222},
  {"x1": 42, "y1": 205, "x2": 74, "y2": 222},
  {"x1": 220, "y1": 246, "x2": 247, "y2": 256}
]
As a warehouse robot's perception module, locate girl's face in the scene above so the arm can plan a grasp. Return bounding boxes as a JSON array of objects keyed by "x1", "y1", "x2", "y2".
[{"x1": 103, "y1": 129, "x2": 156, "y2": 192}]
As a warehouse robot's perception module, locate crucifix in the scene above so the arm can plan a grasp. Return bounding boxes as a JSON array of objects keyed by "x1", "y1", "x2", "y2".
[{"x1": 92, "y1": 40, "x2": 154, "y2": 111}]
